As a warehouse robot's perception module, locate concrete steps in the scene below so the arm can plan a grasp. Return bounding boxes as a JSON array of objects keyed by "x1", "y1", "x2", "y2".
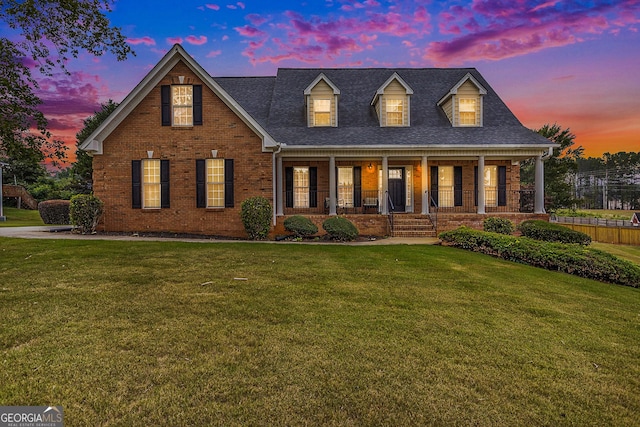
[{"x1": 391, "y1": 214, "x2": 436, "y2": 237}]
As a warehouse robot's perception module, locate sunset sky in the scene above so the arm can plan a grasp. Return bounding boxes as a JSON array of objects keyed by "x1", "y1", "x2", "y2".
[{"x1": 5, "y1": 0, "x2": 640, "y2": 164}]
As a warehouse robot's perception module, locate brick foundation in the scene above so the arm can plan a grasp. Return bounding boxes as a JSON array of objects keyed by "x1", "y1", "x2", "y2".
[
  {"x1": 433, "y1": 213, "x2": 550, "y2": 233},
  {"x1": 274, "y1": 214, "x2": 390, "y2": 237}
]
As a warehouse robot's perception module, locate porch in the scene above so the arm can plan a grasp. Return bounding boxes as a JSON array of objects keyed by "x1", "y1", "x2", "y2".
[{"x1": 276, "y1": 154, "x2": 547, "y2": 219}]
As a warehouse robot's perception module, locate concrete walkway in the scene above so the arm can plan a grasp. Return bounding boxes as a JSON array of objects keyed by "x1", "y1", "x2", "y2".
[{"x1": 0, "y1": 226, "x2": 440, "y2": 245}]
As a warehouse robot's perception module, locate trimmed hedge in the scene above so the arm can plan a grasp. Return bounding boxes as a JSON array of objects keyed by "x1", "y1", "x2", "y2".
[
  {"x1": 240, "y1": 196, "x2": 272, "y2": 240},
  {"x1": 38, "y1": 200, "x2": 70, "y2": 225},
  {"x1": 483, "y1": 217, "x2": 514, "y2": 235},
  {"x1": 284, "y1": 215, "x2": 318, "y2": 238},
  {"x1": 519, "y1": 220, "x2": 591, "y2": 245},
  {"x1": 439, "y1": 227, "x2": 640, "y2": 288},
  {"x1": 322, "y1": 216, "x2": 359, "y2": 241},
  {"x1": 70, "y1": 194, "x2": 104, "y2": 234}
]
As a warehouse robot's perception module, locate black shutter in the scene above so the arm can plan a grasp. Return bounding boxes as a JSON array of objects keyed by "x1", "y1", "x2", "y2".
[
  {"x1": 193, "y1": 85, "x2": 203, "y2": 125},
  {"x1": 353, "y1": 166, "x2": 362, "y2": 207},
  {"x1": 132, "y1": 160, "x2": 141, "y2": 209},
  {"x1": 224, "y1": 159, "x2": 234, "y2": 208},
  {"x1": 160, "y1": 160, "x2": 170, "y2": 208},
  {"x1": 454, "y1": 166, "x2": 463, "y2": 206},
  {"x1": 430, "y1": 166, "x2": 438, "y2": 206},
  {"x1": 309, "y1": 167, "x2": 317, "y2": 208},
  {"x1": 474, "y1": 166, "x2": 478, "y2": 206},
  {"x1": 285, "y1": 167, "x2": 293, "y2": 208},
  {"x1": 498, "y1": 166, "x2": 507, "y2": 206},
  {"x1": 196, "y1": 159, "x2": 206, "y2": 208},
  {"x1": 161, "y1": 85, "x2": 171, "y2": 126}
]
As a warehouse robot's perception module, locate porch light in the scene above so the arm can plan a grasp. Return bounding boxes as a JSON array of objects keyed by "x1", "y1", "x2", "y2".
[{"x1": 367, "y1": 162, "x2": 373, "y2": 171}]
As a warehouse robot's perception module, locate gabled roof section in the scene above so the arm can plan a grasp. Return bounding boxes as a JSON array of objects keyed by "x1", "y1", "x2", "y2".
[
  {"x1": 371, "y1": 72, "x2": 414, "y2": 105},
  {"x1": 80, "y1": 44, "x2": 277, "y2": 154},
  {"x1": 437, "y1": 72, "x2": 487, "y2": 106},
  {"x1": 303, "y1": 73, "x2": 340, "y2": 95}
]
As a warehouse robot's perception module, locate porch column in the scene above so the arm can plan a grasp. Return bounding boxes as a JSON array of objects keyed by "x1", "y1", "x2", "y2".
[
  {"x1": 381, "y1": 156, "x2": 389, "y2": 215},
  {"x1": 534, "y1": 155, "x2": 545, "y2": 213},
  {"x1": 477, "y1": 155, "x2": 486, "y2": 214},
  {"x1": 276, "y1": 155, "x2": 283, "y2": 216},
  {"x1": 329, "y1": 156, "x2": 337, "y2": 215},
  {"x1": 421, "y1": 155, "x2": 429, "y2": 215}
]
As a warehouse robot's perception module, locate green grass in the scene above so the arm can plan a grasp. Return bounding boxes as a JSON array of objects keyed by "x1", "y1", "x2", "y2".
[
  {"x1": 1, "y1": 238, "x2": 639, "y2": 426},
  {"x1": 592, "y1": 242, "x2": 640, "y2": 265},
  {"x1": 555, "y1": 208, "x2": 635, "y2": 220},
  {"x1": 0, "y1": 207, "x2": 44, "y2": 227}
]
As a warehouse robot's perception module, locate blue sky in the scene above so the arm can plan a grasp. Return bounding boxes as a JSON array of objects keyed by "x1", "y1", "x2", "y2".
[{"x1": 5, "y1": 0, "x2": 639, "y2": 163}]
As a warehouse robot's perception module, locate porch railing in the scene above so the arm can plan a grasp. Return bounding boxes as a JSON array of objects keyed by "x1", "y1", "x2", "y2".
[
  {"x1": 386, "y1": 190, "x2": 395, "y2": 235},
  {"x1": 283, "y1": 190, "x2": 381, "y2": 215},
  {"x1": 428, "y1": 188, "x2": 536, "y2": 214}
]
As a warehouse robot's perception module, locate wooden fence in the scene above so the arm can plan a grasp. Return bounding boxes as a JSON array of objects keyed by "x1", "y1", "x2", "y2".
[{"x1": 557, "y1": 223, "x2": 640, "y2": 246}]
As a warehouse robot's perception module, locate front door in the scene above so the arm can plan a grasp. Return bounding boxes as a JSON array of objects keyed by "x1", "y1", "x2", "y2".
[{"x1": 388, "y1": 168, "x2": 405, "y2": 212}]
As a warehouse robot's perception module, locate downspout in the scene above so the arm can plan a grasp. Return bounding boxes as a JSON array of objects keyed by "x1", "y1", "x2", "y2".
[
  {"x1": 272, "y1": 144, "x2": 282, "y2": 226},
  {"x1": 541, "y1": 146, "x2": 554, "y2": 160}
]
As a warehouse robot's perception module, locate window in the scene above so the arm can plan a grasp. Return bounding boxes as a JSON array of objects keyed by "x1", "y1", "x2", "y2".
[
  {"x1": 294, "y1": 167, "x2": 309, "y2": 208},
  {"x1": 172, "y1": 85, "x2": 193, "y2": 126},
  {"x1": 162, "y1": 85, "x2": 202, "y2": 126},
  {"x1": 439, "y1": 166, "x2": 454, "y2": 208},
  {"x1": 313, "y1": 99, "x2": 331, "y2": 126},
  {"x1": 484, "y1": 165, "x2": 498, "y2": 207},
  {"x1": 196, "y1": 158, "x2": 234, "y2": 208},
  {"x1": 459, "y1": 98, "x2": 476, "y2": 126},
  {"x1": 338, "y1": 167, "x2": 354, "y2": 207},
  {"x1": 386, "y1": 99, "x2": 404, "y2": 126},
  {"x1": 143, "y1": 159, "x2": 161, "y2": 208},
  {"x1": 206, "y1": 159, "x2": 225, "y2": 208}
]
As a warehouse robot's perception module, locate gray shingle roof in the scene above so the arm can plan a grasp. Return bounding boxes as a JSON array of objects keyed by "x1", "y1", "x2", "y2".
[{"x1": 215, "y1": 68, "x2": 551, "y2": 148}]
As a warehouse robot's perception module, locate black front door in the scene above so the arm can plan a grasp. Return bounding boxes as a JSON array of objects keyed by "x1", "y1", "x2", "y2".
[{"x1": 388, "y1": 168, "x2": 405, "y2": 212}]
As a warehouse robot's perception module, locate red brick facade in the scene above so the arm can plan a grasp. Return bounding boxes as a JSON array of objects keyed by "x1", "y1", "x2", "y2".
[{"x1": 92, "y1": 61, "x2": 273, "y2": 238}]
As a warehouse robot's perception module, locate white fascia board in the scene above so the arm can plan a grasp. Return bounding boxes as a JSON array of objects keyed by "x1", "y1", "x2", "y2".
[
  {"x1": 437, "y1": 72, "x2": 487, "y2": 106},
  {"x1": 371, "y1": 72, "x2": 414, "y2": 105}
]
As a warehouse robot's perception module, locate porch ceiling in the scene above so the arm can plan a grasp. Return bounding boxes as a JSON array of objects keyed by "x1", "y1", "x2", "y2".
[{"x1": 279, "y1": 147, "x2": 547, "y2": 160}]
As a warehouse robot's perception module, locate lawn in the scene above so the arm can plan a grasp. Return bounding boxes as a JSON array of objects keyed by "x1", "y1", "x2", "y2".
[
  {"x1": 0, "y1": 207, "x2": 44, "y2": 227},
  {"x1": 592, "y1": 242, "x2": 640, "y2": 265},
  {"x1": 1, "y1": 238, "x2": 638, "y2": 426}
]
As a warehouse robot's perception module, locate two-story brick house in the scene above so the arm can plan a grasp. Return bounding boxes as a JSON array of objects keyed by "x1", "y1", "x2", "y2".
[{"x1": 80, "y1": 44, "x2": 555, "y2": 238}]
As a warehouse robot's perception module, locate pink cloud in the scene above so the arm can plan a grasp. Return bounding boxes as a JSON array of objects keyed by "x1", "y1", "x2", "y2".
[
  {"x1": 167, "y1": 36, "x2": 183, "y2": 44},
  {"x1": 425, "y1": 0, "x2": 637, "y2": 65},
  {"x1": 237, "y1": 2, "x2": 245, "y2": 9},
  {"x1": 207, "y1": 50, "x2": 222, "y2": 58},
  {"x1": 185, "y1": 35, "x2": 208, "y2": 45},
  {"x1": 227, "y1": 4, "x2": 237, "y2": 9},
  {"x1": 246, "y1": 13, "x2": 267, "y2": 26},
  {"x1": 222, "y1": 35, "x2": 229, "y2": 41},
  {"x1": 205, "y1": 4, "x2": 220, "y2": 10},
  {"x1": 127, "y1": 36, "x2": 156, "y2": 46},
  {"x1": 234, "y1": 25, "x2": 266, "y2": 37}
]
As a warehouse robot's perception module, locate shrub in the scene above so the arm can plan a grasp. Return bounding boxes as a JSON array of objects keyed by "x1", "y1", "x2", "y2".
[
  {"x1": 38, "y1": 200, "x2": 70, "y2": 224},
  {"x1": 322, "y1": 216, "x2": 359, "y2": 241},
  {"x1": 483, "y1": 217, "x2": 514, "y2": 235},
  {"x1": 240, "y1": 196, "x2": 273, "y2": 240},
  {"x1": 439, "y1": 227, "x2": 640, "y2": 288},
  {"x1": 284, "y1": 215, "x2": 318, "y2": 238},
  {"x1": 519, "y1": 220, "x2": 591, "y2": 245},
  {"x1": 69, "y1": 194, "x2": 104, "y2": 234}
]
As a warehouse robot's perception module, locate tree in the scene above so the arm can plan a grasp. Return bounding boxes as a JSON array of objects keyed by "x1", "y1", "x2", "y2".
[
  {"x1": 521, "y1": 124, "x2": 583, "y2": 210},
  {"x1": 0, "y1": 0, "x2": 133, "y2": 166},
  {"x1": 72, "y1": 100, "x2": 119, "y2": 190}
]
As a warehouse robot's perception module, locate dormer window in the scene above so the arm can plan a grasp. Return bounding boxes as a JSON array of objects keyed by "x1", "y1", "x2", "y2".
[
  {"x1": 313, "y1": 99, "x2": 332, "y2": 126},
  {"x1": 371, "y1": 72, "x2": 413, "y2": 127},
  {"x1": 437, "y1": 72, "x2": 486, "y2": 127},
  {"x1": 459, "y1": 98, "x2": 477, "y2": 126},
  {"x1": 305, "y1": 73, "x2": 340, "y2": 127},
  {"x1": 386, "y1": 99, "x2": 405, "y2": 126}
]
